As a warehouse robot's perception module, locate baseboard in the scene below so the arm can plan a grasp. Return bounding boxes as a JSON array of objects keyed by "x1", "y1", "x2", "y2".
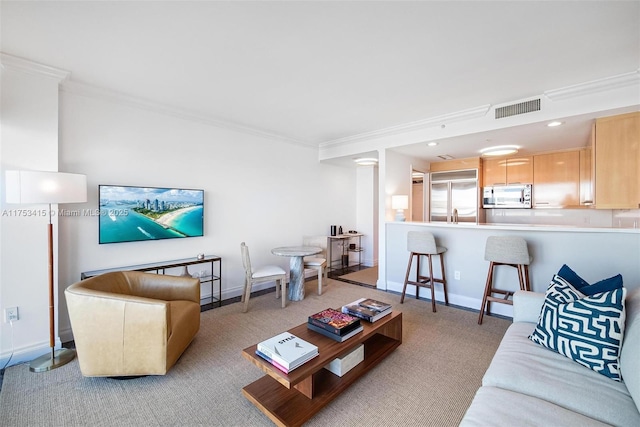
[{"x1": 0, "y1": 337, "x2": 65, "y2": 369}]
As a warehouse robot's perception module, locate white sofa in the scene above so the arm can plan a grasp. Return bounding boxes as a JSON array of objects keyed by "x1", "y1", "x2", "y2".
[{"x1": 461, "y1": 288, "x2": 640, "y2": 426}]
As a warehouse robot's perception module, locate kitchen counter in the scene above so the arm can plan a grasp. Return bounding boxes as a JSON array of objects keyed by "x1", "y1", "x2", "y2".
[
  {"x1": 383, "y1": 221, "x2": 640, "y2": 318},
  {"x1": 393, "y1": 221, "x2": 640, "y2": 234}
]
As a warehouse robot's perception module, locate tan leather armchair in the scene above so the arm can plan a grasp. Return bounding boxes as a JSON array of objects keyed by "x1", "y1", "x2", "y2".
[{"x1": 65, "y1": 271, "x2": 201, "y2": 377}]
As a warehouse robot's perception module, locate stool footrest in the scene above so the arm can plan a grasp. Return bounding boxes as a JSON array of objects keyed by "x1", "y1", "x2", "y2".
[
  {"x1": 486, "y1": 295, "x2": 514, "y2": 305},
  {"x1": 415, "y1": 275, "x2": 445, "y2": 285}
]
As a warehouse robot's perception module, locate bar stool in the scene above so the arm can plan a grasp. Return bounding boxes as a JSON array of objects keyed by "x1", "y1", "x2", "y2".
[
  {"x1": 478, "y1": 236, "x2": 532, "y2": 324},
  {"x1": 400, "y1": 231, "x2": 449, "y2": 312}
]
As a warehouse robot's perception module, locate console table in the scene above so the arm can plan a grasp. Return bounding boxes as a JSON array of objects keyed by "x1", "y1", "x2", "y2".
[
  {"x1": 80, "y1": 255, "x2": 222, "y2": 310},
  {"x1": 241, "y1": 310, "x2": 402, "y2": 426},
  {"x1": 327, "y1": 233, "x2": 364, "y2": 274}
]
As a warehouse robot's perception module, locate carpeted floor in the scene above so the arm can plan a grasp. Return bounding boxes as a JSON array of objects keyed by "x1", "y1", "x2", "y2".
[
  {"x1": 337, "y1": 266, "x2": 378, "y2": 287},
  {"x1": 0, "y1": 279, "x2": 509, "y2": 426}
]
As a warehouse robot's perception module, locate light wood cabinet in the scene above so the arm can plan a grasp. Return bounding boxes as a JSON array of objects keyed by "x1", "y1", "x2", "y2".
[
  {"x1": 430, "y1": 157, "x2": 481, "y2": 173},
  {"x1": 483, "y1": 156, "x2": 533, "y2": 186},
  {"x1": 533, "y1": 151, "x2": 580, "y2": 207},
  {"x1": 594, "y1": 112, "x2": 640, "y2": 209}
]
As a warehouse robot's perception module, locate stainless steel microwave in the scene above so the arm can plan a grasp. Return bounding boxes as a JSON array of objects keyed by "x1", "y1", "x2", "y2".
[{"x1": 483, "y1": 184, "x2": 532, "y2": 208}]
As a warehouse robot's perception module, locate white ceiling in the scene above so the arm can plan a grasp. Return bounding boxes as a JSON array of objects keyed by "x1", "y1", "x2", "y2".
[{"x1": 1, "y1": 1, "x2": 639, "y2": 162}]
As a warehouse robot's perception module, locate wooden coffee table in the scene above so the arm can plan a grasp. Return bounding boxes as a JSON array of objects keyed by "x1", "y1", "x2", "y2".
[{"x1": 241, "y1": 310, "x2": 402, "y2": 426}]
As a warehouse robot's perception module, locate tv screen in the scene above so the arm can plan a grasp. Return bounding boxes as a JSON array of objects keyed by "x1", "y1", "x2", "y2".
[{"x1": 99, "y1": 185, "x2": 204, "y2": 244}]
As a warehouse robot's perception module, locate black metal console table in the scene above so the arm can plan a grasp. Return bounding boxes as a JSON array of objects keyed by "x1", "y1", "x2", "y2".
[{"x1": 80, "y1": 255, "x2": 222, "y2": 311}]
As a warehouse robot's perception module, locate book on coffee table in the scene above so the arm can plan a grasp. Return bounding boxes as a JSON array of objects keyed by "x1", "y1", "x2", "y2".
[
  {"x1": 255, "y1": 349, "x2": 317, "y2": 374},
  {"x1": 308, "y1": 308, "x2": 361, "y2": 336},
  {"x1": 257, "y1": 332, "x2": 318, "y2": 370},
  {"x1": 358, "y1": 298, "x2": 392, "y2": 312},
  {"x1": 342, "y1": 298, "x2": 392, "y2": 322},
  {"x1": 307, "y1": 322, "x2": 364, "y2": 342}
]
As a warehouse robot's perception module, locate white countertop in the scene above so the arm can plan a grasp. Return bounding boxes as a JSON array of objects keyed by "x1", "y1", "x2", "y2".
[{"x1": 388, "y1": 221, "x2": 640, "y2": 234}]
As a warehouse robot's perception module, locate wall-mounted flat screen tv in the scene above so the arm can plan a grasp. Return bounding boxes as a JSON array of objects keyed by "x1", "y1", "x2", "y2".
[{"x1": 99, "y1": 185, "x2": 204, "y2": 244}]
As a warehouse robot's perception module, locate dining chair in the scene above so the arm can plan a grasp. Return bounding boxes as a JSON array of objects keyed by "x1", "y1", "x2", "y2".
[
  {"x1": 303, "y1": 235, "x2": 328, "y2": 295},
  {"x1": 240, "y1": 242, "x2": 287, "y2": 312}
]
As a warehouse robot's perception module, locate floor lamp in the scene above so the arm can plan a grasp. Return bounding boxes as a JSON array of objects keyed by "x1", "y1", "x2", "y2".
[{"x1": 5, "y1": 170, "x2": 87, "y2": 372}]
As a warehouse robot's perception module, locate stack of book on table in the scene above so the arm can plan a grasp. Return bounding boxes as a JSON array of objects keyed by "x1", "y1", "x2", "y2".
[
  {"x1": 341, "y1": 297, "x2": 392, "y2": 322},
  {"x1": 256, "y1": 332, "x2": 318, "y2": 374},
  {"x1": 307, "y1": 308, "x2": 363, "y2": 342}
]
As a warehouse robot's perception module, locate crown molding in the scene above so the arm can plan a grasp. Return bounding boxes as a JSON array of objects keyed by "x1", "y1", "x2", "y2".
[
  {"x1": 0, "y1": 52, "x2": 71, "y2": 82},
  {"x1": 319, "y1": 104, "x2": 491, "y2": 148},
  {"x1": 544, "y1": 70, "x2": 640, "y2": 101},
  {"x1": 59, "y1": 80, "x2": 314, "y2": 148}
]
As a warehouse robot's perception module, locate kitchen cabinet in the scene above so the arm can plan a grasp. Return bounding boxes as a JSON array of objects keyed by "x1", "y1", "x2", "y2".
[
  {"x1": 594, "y1": 112, "x2": 640, "y2": 209},
  {"x1": 533, "y1": 151, "x2": 580, "y2": 207},
  {"x1": 430, "y1": 157, "x2": 481, "y2": 173},
  {"x1": 483, "y1": 156, "x2": 533, "y2": 186}
]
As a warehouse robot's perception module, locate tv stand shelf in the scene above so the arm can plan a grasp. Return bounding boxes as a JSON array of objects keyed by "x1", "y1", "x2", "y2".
[{"x1": 80, "y1": 255, "x2": 222, "y2": 310}]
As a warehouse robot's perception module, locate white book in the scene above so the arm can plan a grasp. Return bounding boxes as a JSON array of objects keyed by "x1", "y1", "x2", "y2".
[{"x1": 257, "y1": 332, "x2": 318, "y2": 369}]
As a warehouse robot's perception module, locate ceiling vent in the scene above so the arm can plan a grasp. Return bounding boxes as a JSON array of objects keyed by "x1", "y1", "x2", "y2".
[{"x1": 495, "y1": 99, "x2": 541, "y2": 119}]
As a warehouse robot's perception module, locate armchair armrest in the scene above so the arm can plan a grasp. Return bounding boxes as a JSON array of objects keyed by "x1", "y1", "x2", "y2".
[
  {"x1": 65, "y1": 288, "x2": 170, "y2": 376},
  {"x1": 513, "y1": 290, "x2": 545, "y2": 323}
]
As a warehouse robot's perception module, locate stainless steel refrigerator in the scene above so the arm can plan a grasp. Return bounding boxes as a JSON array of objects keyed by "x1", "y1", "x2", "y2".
[{"x1": 430, "y1": 169, "x2": 479, "y2": 223}]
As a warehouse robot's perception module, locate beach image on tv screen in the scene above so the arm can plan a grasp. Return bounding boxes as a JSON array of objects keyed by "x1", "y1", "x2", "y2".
[{"x1": 99, "y1": 185, "x2": 204, "y2": 244}]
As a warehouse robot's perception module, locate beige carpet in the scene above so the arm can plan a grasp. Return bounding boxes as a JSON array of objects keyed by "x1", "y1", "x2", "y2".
[
  {"x1": 338, "y1": 266, "x2": 378, "y2": 287},
  {"x1": 0, "y1": 279, "x2": 509, "y2": 427}
]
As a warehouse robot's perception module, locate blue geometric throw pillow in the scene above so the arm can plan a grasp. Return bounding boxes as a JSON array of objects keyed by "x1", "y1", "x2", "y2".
[
  {"x1": 529, "y1": 275, "x2": 627, "y2": 381},
  {"x1": 557, "y1": 264, "x2": 623, "y2": 296}
]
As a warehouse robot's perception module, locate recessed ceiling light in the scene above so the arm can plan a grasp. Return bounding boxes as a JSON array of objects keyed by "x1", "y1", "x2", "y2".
[
  {"x1": 427, "y1": 142, "x2": 438, "y2": 147},
  {"x1": 547, "y1": 121, "x2": 564, "y2": 127},
  {"x1": 480, "y1": 145, "x2": 519, "y2": 157},
  {"x1": 354, "y1": 157, "x2": 378, "y2": 166}
]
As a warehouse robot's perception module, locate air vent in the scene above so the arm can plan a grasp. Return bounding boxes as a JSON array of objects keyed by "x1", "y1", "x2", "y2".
[
  {"x1": 495, "y1": 99, "x2": 541, "y2": 119},
  {"x1": 438, "y1": 155, "x2": 454, "y2": 160}
]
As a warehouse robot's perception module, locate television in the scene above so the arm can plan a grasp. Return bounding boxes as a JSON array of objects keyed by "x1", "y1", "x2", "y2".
[{"x1": 98, "y1": 185, "x2": 204, "y2": 244}]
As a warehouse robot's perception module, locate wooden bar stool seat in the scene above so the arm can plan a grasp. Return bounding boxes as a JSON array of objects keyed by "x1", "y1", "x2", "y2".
[
  {"x1": 400, "y1": 231, "x2": 449, "y2": 312},
  {"x1": 478, "y1": 236, "x2": 532, "y2": 324}
]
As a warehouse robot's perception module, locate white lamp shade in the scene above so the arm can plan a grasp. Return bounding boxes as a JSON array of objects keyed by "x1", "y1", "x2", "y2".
[
  {"x1": 5, "y1": 170, "x2": 87, "y2": 204},
  {"x1": 391, "y1": 195, "x2": 409, "y2": 210}
]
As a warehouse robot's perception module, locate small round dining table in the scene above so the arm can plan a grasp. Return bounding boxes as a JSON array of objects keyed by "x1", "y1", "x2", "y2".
[{"x1": 271, "y1": 246, "x2": 322, "y2": 301}]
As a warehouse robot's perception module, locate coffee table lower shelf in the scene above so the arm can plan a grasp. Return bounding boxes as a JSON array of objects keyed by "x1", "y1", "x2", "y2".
[{"x1": 242, "y1": 312, "x2": 402, "y2": 427}]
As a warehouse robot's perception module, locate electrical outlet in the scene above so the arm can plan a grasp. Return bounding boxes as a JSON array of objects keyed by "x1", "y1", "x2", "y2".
[
  {"x1": 454, "y1": 271, "x2": 461, "y2": 280},
  {"x1": 4, "y1": 307, "x2": 19, "y2": 322}
]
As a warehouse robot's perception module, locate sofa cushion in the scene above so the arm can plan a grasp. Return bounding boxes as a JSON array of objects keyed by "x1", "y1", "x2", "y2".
[
  {"x1": 460, "y1": 386, "x2": 611, "y2": 427},
  {"x1": 529, "y1": 274, "x2": 627, "y2": 381},
  {"x1": 557, "y1": 264, "x2": 623, "y2": 295},
  {"x1": 483, "y1": 322, "x2": 640, "y2": 426},
  {"x1": 620, "y1": 288, "x2": 640, "y2": 413}
]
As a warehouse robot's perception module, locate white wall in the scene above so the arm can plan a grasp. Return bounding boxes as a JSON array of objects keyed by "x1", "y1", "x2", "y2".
[
  {"x1": 1, "y1": 65, "x2": 358, "y2": 366},
  {"x1": 355, "y1": 164, "x2": 378, "y2": 266},
  {"x1": 57, "y1": 90, "x2": 358, "y2": 338}
]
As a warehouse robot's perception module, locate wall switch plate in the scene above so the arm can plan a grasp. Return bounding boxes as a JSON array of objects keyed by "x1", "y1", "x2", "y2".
[{"x1": 4, "y1": 307, "x2": 19, "y2": 322}]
